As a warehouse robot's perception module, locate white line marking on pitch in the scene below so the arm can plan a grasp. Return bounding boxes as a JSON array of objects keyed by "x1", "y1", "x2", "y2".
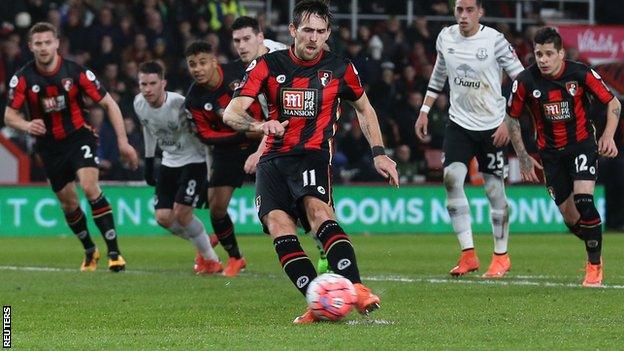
[
  {"x1": 363, "y1": 275, "x2": 624, "y2": 289},
  {"x1": 2, "y1": 265, "x2": 623, "y2": 289}
]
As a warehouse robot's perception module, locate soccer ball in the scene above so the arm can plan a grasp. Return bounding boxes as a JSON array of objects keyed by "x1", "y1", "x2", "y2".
[{"x1": 306, "y1": 273, "x2": 357, "y2": 321}]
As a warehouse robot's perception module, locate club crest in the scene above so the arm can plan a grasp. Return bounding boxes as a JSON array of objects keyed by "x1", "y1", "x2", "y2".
[
  {"x1": 318, "y1": 70, "x2": 333, "y2": 87},
  {"x1": 565, "y1": 81, "x2": 578, "y2": 96}
]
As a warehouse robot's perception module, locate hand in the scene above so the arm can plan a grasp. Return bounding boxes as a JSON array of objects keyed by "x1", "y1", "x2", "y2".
[
  {"x1": 144, "y1": 157, "x2": 156, "y2": 186},
  {"x1": 373, "y1": 155, "x2": 400, "y2": 188},
  {"x1": 27, "y1": 119, "x2": 46, "y2": 136},
  {"x1": 244, "y1": 152, "x2": 261, "y2": 174},
  {"x1": 598, "y1": 135, "x2": 618, "y2": 158},
  {"x1": 415, "y1": 112, "x2": 428, "y2": 141},
  {"x1": 518, "y1": 153, "x2": 543, "y2": 183},
  {"x1": 259, "y1": 120, "x2": 289, "y2": 137},
  {"x1": 118, "y1": 142, "x2": 139, "y2": 170},
  {"x1": 492, "y1": 122, "x2": 510, "y2": 147}
]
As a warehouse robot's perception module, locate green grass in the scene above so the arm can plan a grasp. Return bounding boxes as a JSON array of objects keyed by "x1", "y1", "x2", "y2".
[{"x1": 2, "y1": 233, "x2": 624, "y2": 350}]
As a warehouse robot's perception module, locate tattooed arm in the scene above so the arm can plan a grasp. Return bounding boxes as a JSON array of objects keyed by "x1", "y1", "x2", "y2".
[
  {"x1": 504, "y1": 114, "x2": 542, "y2": 183},
  {"x1": 598, "y1": 97, "x2": 621, "y2": 157},
  {"x1": 224, "y1": 96, "x2": 289, "y2": 137},
  {"x1": 347, "y1": 92, "x2": 399, "y2": 187}
]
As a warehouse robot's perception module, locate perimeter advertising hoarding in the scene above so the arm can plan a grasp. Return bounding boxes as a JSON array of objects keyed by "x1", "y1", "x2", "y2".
[{"x1": 0, "y1": 185, "x2": 604, "y2": 236}]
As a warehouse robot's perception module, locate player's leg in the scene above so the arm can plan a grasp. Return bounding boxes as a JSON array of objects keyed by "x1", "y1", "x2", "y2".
[
  {"x1": 77, "y1": 166, "x2": 125, "y2": 272},
  {"x1": 165, "y1": 162, "x2": 221, "y2": 274},
  {"x1": 208, "y1": 186, "x2": 247, "y2": 276},
  {"x1": 303, "y1": 196, "x2": 380, "y2": 316},
  {"x1": 256, "y1": 159, "x2": 318, "y2": 323},
  {"x1": 41, "y1": 142, "x2": 99, "y2": 271},
  {"x1": 292, "y1": 153, "x2": 379, "y2": 316},
  {"x1": 55, "y1": 181, "x2": 99, "y2": 271},
  {"x1": 570, "y1": 144, "x2": 602, "y2": 269},
  {"x1": 442, "y1": 122, "x2": 479, "y2": 276},
  {"x1": 207, "y1": 150, "x2": 246, "y2": 276},
  {"x1": 477, "y1": 138, "x2": 511, "y2": 278},
  {"x1": 541, "y1": 149, "x2": 583, "y2": 240}
]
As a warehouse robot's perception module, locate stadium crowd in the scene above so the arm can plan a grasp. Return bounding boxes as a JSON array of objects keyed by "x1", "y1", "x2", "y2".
[{"x1": 0, "y1": 0, "x2": 621, "y2": 187}]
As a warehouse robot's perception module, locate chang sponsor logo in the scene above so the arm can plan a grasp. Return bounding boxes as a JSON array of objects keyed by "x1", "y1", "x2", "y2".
[{"x1": 453, "y1": 64, "x2": 481, "y2": 89}]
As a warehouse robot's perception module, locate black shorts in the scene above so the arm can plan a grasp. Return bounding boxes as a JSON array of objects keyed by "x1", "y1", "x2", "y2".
[
  {"x1": 443, "y1": 120, "x2": 508, "y2": 178},
  {"x1": 154, "y1": 162, "x2": 207, "y2": 209},
  {"x1": 540, "y1": 138, "x2": 598, "y2": 205},
  {"x1": 37, "y1": 128, "x2": 99, "y2": 192},
  {"x1": 255, "y1": 152, "x2": 332, "y2": 233},
  {"x1": 208, "y1": 146, "x2": 254, "y2": 188}
]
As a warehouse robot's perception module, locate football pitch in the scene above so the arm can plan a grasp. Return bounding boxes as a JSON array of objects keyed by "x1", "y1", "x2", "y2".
[{"x1": 1, "y1": 233, "x2": 623, "y2": 350}]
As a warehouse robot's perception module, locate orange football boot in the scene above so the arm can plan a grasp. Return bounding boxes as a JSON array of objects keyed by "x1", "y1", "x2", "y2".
[
  {"x1": 353, "y1": 283, "x2": 380, "y2": 315},
  {"x1": 193, "y1": 253, "x2": 223, "y2": 275},
  {"x1": 222, "y1": 257, "x2": 247, "y2": 277},
  {"x1": 582, "y1": 261, "x2": 603, "y2": 287},
  {"x1": 450, "y1": 249, "x2": 480, "y2": 276},
  {"x1": 293, "y1": 308, "x2": 319, "y2": 324},
  {"x1": 482, "y1": 253, "x2": 511, "y2": 278}
]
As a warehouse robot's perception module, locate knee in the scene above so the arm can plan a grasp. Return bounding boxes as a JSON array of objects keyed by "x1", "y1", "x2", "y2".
[
  {"x1": 208, "y1": 201, "x2": 228, "y2": 219},
  {"x1": 81, "y1": 181, "x2": 101, "y2": 201},
  {"x1": 60, "y1": 198, "x2": 79, "y2": 213},
  {"x1": 443, "y1": 163, "x2": 467, "y2": 191},
  {"x1": 264, "y1": 211, "x2": 296, "y2": 236},
  {"x1": 574, "y1": 194, "x2": 600, "y2": 220},
  {"x1": 173, "y1": 208, "x2": 193, "y2": 226},
  {"x1": 156, "y1": 213, "x2": 174, "y2": 228}
]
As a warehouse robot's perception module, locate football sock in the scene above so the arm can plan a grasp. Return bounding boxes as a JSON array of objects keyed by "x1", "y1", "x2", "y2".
[
  {"x1": 574, "y1": 194, "x2": 602, "y2": 265},
  {"x1": 444, "y1": 163, "x2": 474, "y2": 250},
  {"x1": 315, "y1": 220, "x2": 361, "y2": 284},
  {"x1": 447, "y1": 198, "x2": 474, "y2": 250},
  {"x1": 274, "y1": 235, "x2": 317, "y2": 296},
  {"x1": 89, "y1": 193, "x2": 120, "y2": 256},
  {"x1": 484, "y1": 174, "x2": 509, "y2": 254},
  {"x1": 211, "y1": 214, "x2": 242, "y2": 259},
  {"x1": 490, "y1": 208, "x2": 510, "y2": 254},
  {"x1": 185, "y1": 216, "x2": 219, "y2": 261},
  {"x1": 565, "y1": 220, "x2": 584, "y2": 240},
  {"x1": 64, "y1": 207, "x2": 95, "y2": 250}
]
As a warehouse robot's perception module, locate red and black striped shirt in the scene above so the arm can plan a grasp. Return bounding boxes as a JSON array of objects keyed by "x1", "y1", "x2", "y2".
[
  {"x1": 234, "y1": 47, "x2": 364, "y2": 160},
  {"x1": 184, "y1": 62, "x2": 259, "y2": 149},
  {"x1": 507, "y1": 60, "x2": 614, "y2": 150},
  {"x1": 7, "y1": 57, "x2": 107, "y2": 143}
]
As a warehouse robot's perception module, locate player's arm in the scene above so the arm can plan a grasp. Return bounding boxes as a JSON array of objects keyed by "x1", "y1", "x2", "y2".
[
  {"x1": 495, "y1": 33, "x2": 524, "y2": 80},
  {"x1": 598, "y1": 97, "x2": 621, "y2": 157},
  {"x1": 415, "y1": 33, "x2": 447, "y2": 140},
  {"x1": 244, "y1": 135, "x2": 266, "y2": 174},
  {"x1": 504, "y1": 114, "x2": 542, "y2": 182},
  {"x1": 347, "y1": 93, "x2": 399, "y2": 187},
  {"x1": 505, "y1": 77, "x2": 542, "y2": 182},
  {"x1": 4, "y1": 74, "x2": 45, "y2": 135},
  {"x1": 223, "y1": 96, "x2": 288, "y2": 136},
  {"x1": 4, "y1": 106, "x2": 46, "y2": 136},
  {"x1": 98, "y1": 93, "x2": 139, "y2": 169},
  {"x1": 141, "y1": 122, "x2": 157, "y2": 186}
]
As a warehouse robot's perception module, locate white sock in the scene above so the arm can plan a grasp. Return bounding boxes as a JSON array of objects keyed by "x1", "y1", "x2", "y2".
[
  {"x1": 447, "y1": 198, "x2": 474, "y2": 250},
  {"x1": 490, "y1": 208, "x2": 509, "y2": 254},
  {"x1": 483, "y1": 174, "x2": 509, "y2": 254},
  {"x1": 185, "y1": 216, "x2": 219, "y2": 261}
]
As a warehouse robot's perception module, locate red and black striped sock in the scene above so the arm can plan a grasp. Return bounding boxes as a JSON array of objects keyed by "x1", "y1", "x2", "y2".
[
  {"x1": 89, "y1": 193, "x2": 120, "y2": 256},
  {"x1": 274, "y1": 235, "x2": 317, "y2": 296},
  {"x1": 211, "y1": 214, "x2": 241, "y2": 259},
  {"x1": 316, "y1": 220, "x2": 361, "y2": 284},
  {"x1": 64, "y1": 207, "x2": 95, "y2": 250}
]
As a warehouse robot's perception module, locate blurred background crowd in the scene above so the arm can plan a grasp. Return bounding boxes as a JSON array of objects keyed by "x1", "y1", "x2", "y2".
[{"x1": 0, "y1": 1, "x2": 622, "y2": 196}]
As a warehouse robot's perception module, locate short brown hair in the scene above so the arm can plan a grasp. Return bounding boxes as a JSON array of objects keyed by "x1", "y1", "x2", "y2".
[{"x1": 28, "y1": 22, "x2": 59, "y2": 41}]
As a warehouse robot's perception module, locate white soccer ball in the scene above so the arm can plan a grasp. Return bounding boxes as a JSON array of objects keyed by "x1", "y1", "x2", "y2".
[{"x1": 306, "y1": 273, "x2": 357, "y2": 321}]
